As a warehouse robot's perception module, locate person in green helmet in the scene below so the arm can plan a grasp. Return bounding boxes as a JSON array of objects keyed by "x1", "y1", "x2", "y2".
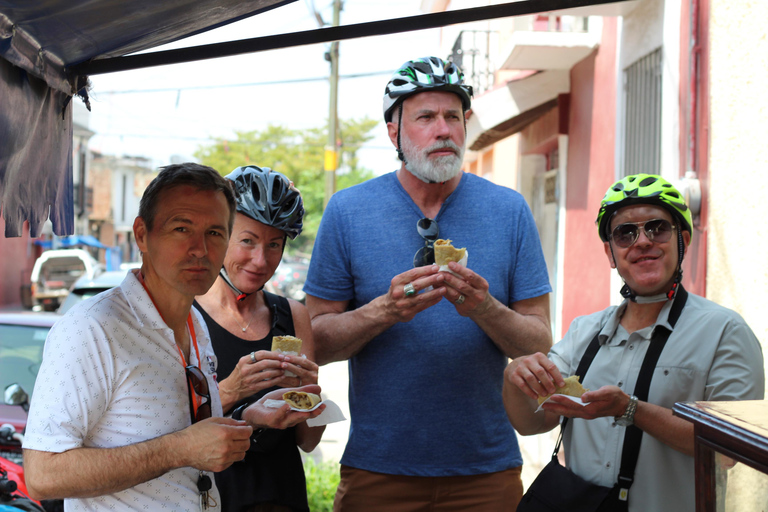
[{"x1": 503, "y1": 174, "x2": 764, "y2": 512}]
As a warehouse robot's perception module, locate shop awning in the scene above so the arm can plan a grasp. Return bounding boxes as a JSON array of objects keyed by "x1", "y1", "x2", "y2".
[{"x1": 0, "y1": 0, "x2": 632, "y2": 238}]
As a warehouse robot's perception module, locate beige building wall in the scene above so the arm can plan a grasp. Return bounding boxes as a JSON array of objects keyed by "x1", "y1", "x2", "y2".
[
  {"x1": 708, "y1": 0, "x2": 768, "y2": 391},
  {"x1": 491, "y1": 135, "x2": 521, "y2": 190}
]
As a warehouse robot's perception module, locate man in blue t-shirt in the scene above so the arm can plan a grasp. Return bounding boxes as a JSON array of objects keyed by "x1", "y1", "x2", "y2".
[{"x1": 304, "y1": 56, "x2": 552, "y2": 511}]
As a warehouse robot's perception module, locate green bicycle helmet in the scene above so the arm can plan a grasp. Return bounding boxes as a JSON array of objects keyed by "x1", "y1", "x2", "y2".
[
  {"x1": 596, "y1": 173, "x2": 693, "y2": 302},
  {"x1": 383, "y1": 56, "x2": 473, "y2": 123},
  {"x1": 596, "y1": 174, "x2": 692, "y2": 242}
]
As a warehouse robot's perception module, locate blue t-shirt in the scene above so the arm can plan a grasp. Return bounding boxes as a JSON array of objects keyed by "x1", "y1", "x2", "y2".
[{"x1": 304, "y1": 171, "x2": 551, "y2": 476}]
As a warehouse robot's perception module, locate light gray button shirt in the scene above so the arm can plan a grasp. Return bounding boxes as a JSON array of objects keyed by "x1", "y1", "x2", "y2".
[{"x1": 549, "y1": 292, "x2": 764, "y2": 512}]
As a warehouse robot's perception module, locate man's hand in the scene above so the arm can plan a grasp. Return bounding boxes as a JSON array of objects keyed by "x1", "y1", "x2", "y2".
[
  {"x1": 506, "y1": 353, "x2": 566, "y2": 402},
  {"x1": 379, "y1": 264, "x2": 446, "y2": 324},
  {"x1": 439, "y1": 262, "x2": 493, "y2": 317},
  {"x1": 242, "y1": 384, "x2": 326, "y2": 430},
  {"x1": 176, "y1": 417, "x2": 253, "y2": 472},
  {"x1": 542, "y1": 385, "x2": 629, "y2": 420}
]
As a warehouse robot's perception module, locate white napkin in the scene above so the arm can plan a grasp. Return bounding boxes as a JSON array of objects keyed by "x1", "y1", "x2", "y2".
[
  {"x1": 438, "y1": 249, "x2": 469, "y2": 276},
  {"x1": 264, "y1": 398, "x2": 346, "y2": 427},
  {"x1": 535, "y1": 394, "x2": 589, "y2": 413}
]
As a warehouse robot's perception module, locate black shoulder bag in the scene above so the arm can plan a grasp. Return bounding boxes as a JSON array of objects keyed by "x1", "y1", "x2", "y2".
[{"x1": 517, "y1": 286, "x2": 688, "y2": 512}]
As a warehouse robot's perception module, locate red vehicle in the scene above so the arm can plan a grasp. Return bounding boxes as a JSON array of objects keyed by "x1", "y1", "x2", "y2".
[{"x1": 0, "y1": 312, "x2": 60, "y2": 511}]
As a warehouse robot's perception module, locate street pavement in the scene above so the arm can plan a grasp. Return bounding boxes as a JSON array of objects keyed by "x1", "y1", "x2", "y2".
[{"x1": 311, "y1": 360, "x2": 556, "y2": 490}]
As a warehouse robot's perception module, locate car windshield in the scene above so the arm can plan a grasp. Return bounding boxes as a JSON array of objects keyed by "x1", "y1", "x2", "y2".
[{"x1": 0, "y1": 323, "x2": 48, "y2": 397}]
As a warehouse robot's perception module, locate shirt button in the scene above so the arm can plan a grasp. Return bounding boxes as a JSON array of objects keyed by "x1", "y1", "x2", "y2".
[
  {"x1": 618, "y1": 381, "x2": 623, "y2": 387},
  {"x1": 606, "y1": 462, "x2": 611, "y2": 468},
  {"x1": 629, "y1": 345, "x2": 634, "y2": 350}
]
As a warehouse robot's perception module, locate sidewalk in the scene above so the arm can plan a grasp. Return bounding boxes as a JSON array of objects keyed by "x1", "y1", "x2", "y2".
[
  {"x1": 314, "y1": 361, "x2": 351, "y2": 464},
  {"x1": 312, "y1": 360, "x2": 554, "y2": 490}
]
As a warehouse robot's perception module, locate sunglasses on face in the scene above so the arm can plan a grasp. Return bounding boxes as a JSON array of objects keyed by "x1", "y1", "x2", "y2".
[
  {"x1": 413, "y1": 218, "x2": 439, "y2": 267},
  {"x1": 610, "y1": 218, "x2": 676, "y2": 249},
  {"x1": 186, "y1": 365, "x2": 212, "y2": 424}
]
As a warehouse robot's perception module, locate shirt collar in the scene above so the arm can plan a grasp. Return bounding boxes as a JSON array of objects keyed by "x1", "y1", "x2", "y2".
[{"x1": 598, "y1": 297, "x2": 677, "y2": 345}]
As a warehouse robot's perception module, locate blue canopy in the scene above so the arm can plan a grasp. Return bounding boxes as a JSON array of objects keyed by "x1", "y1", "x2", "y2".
[{"x1": 34, "y1": 235, "x2": 110, "y2": 250}]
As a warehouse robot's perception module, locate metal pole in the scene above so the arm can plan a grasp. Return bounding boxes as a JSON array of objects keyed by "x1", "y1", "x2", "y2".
[{"x1": 324, "y1": 0, "x2": 341, "y2": 209}]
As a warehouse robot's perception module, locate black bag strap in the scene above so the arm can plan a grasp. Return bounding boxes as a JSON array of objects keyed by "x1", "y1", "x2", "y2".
[
  {"x1": 615, "y1": 285, "x2": 687, "y2": 491},
  {"x1": 263, "y1": 290, "x2": 295, "y2": 337},
  {"x1": 553, "y1": 285, "x2": 689, "y2": 491}
]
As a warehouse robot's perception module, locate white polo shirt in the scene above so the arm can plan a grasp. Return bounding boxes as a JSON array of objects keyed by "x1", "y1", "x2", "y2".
[
  {"x1": 549, "y1": 291, "x2": 764, "y2": 512},
  {"x1": 24, "y1": 271, "x2": 223, "y2": 511}
]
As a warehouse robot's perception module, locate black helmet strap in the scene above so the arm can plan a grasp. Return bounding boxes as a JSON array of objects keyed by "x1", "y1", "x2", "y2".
[
  {"x1": 219, "y1": 267, "x2": 250, "y2": 302},
  {"x1": 396, "y1": 103, "x2": 406, "y2": 164}
]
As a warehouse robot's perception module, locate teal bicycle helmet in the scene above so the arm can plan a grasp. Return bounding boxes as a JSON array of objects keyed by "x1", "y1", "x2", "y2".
[{"x1": 383, "y1": 56, "x2": 473, "y2": 123}]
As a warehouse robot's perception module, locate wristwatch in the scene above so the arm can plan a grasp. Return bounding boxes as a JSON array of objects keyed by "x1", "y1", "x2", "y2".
[{"x1": 614, "y1": 395, "x2": 638, "y2": 427}]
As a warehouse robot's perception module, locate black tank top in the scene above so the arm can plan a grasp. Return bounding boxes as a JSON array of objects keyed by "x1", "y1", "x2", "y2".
[{"x1": 194, "y1": 292, "x2": 309, "y2": 512}]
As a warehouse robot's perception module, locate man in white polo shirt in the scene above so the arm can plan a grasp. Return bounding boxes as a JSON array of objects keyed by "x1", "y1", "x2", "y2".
[{"x1": 23, "y1": 163, "x2": 323, "y2": 511}]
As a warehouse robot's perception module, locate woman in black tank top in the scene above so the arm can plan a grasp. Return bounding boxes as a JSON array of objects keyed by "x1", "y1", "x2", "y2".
[{"x1": 194, "y1": 166, "x2": 324, "y2": 512}]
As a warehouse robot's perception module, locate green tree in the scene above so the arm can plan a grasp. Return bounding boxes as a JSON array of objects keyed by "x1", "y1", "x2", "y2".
[{"x1": 195, "y1": 118, "x2": 379, "y2": 254}]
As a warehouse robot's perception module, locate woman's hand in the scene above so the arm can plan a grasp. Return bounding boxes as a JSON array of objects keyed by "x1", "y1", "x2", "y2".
[
  {"x1": 218, "y1": 350, "x2": 291, "y2": 411},
  {"x1": 280, "y1": 354, "x2": 319, "y2": 386}
]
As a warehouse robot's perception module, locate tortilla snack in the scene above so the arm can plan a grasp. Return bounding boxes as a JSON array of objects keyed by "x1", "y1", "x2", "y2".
[
  {"x1": 434, "y1": 239, "x2": 466, "y2": 266},
  {"x1": 283, "y1": 391, "x2": 322, "y2": 410},
  {"x1": 537, "y1": 375, "x2": 588, "y2": 405},
  {"x1": 271, "y1": 335, "x2": 302, "y2": 355}
]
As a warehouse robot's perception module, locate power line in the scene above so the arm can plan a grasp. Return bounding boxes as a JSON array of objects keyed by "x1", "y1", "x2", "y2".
[{"x1": 96, "y1": 70, "x2": 388, "y2": 95}]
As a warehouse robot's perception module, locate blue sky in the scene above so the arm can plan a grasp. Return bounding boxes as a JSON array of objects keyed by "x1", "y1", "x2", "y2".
[{"x1": 86, "y1": 0, "x2": 443, "y2": 176}]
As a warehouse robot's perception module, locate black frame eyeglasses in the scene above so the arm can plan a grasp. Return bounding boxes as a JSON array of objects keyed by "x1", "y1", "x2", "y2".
[
  {"x1": 413, "y1": 218, "x2": 440, "y2": 267},
  {"x1": 610, "y1": 218, "x2": 676, "y2": 248},
  {"x1": 185, "y1": 365, "x2": 212, "y2": 424}
]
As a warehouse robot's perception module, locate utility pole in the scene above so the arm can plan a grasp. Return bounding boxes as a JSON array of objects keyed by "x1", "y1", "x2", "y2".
[{"x1": 323, "y1": 0, "x2": 341, "y2": 209}]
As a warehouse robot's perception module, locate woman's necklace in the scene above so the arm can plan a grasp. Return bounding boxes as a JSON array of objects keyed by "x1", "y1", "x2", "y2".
[{"x1": 223, "y1": 301, "x2": 257, "y2": 332}]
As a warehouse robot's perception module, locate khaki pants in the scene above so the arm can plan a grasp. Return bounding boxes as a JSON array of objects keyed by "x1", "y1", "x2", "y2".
[{"x1": 333, "y1": 465, "x2": 524, "y2": 512}]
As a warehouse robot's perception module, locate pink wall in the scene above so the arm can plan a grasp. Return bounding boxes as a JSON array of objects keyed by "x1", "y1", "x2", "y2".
[
  {"x1": 0, "y1": 219, "x2": 38, "y2": 308},
  {"x1": 560, "y1": 18, "x2": 618, "y2": 339}
]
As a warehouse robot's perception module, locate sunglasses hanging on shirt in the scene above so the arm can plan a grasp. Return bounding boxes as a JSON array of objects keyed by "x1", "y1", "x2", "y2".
[
  {"x1": 185, "y1": 365, "x2": 212, "y2": 424},
  {"x1": 413, "y1": 218, "x2": 439, "y2": 267}
]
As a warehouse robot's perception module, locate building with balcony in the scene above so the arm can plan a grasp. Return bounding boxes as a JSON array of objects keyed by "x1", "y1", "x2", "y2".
[{"x1": 422, "y1": 0, "x2": 768, "y2": 492}]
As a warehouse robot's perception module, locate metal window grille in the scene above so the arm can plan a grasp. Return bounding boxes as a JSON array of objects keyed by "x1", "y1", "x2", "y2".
[
  {"x1": 622, "y1": 48, "x2": 662, "y2": 177},
  {"x1": 450, "y1": 30, "x2": 496, "y2": 95}
]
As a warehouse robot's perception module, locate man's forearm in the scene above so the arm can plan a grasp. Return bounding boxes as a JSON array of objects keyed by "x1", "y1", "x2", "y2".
[
  {"x1": 24, "y1": 433, "x2": 185, "y2": 500},
  {"x1": 472, "y1": 296, "x2": 552, "y2": 358},
  {"x1": 311, "y1": 297, "x2": 395, "y2": 364},
  {"x1": 634, "y1": 401, "x2": 694, "y2": 457}
]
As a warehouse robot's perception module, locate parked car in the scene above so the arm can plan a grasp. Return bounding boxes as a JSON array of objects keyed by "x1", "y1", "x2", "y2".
[
  {"x1": 0, "y1": 312, "x2": 59, "y2": 465},
  {"x1": 28, "y1": 249, "x2": 103, "y2": 311},
  {"x1": 57, "y1": 269, "x2": 130, "y2": 315},
  {"x1": 266, "y1": 258, "x2": 308, "y2": 303}
]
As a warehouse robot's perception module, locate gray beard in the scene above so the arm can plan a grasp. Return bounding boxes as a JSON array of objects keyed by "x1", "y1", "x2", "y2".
[{"x1": 402, "y1": 136, "x2": 465, "y2": 183}]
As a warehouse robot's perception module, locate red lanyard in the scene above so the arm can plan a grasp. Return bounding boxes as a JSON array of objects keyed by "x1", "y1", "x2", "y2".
[{"x1": 135, "y1": 271, "x2": 205, "y2": 415}]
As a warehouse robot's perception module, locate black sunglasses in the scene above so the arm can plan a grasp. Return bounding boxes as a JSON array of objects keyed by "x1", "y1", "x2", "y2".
[
  {"x1": 186, "y1": 365, "x2": 212, "y2": 424},
  {"x1": 413, "y1": 218, "x2": 439, "y2": 267},
  {"x1": 610, "y1": 218, "x2": 676, "y2": 249}
]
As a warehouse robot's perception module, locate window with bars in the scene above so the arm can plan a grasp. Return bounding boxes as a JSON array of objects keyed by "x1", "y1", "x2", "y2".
[{"x1": 622, "y1": 48, "x2": 662, "y2": 177}]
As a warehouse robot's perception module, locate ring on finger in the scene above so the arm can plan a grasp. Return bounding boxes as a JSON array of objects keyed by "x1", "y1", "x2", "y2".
[
  {"x1": 455, "y1": 294, "x2": 465, "y2": 305},
  {"x1": 403, "y1": 282, "x2": 416, "y2": 297},
  {"x1": 250, "y1": 351, "x2": 257, "y2": 363}
]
